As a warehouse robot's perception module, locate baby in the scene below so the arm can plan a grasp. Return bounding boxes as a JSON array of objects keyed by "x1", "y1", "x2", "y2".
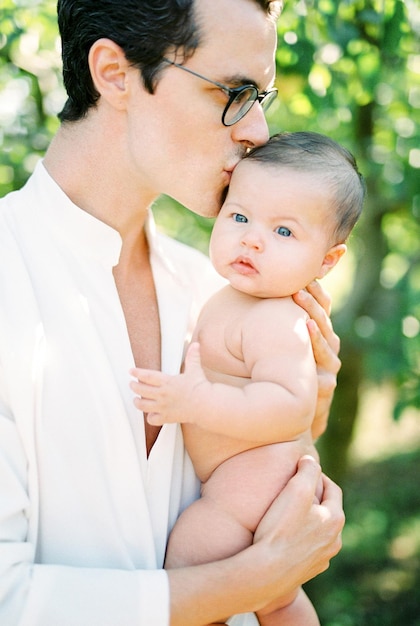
[{"x1": 131, "y1": 131, "x2": 365, "y2": 625}]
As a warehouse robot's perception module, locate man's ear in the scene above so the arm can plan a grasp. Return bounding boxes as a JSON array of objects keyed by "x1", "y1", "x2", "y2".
[
  {"x1": 317, "y1": 243, "x2": 347, "y2": 279},
  {"x1": 88, "y1": 38, "x2": 130, "y2": 110}
]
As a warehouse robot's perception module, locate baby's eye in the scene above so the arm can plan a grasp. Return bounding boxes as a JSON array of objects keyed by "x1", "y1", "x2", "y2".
[
  {"x1": 233, "y1": 213, "x2": 248, "y2": 223},
  {"x1": 275, "y1": 226, "x2": 292, "y2": 237}
]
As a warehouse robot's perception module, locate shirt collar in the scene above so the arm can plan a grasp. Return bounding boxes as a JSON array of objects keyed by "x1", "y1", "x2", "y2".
[
  {"x1": 33, "y1": 161, "x2": 122, "y2": 268},
  {"x1": 31, "y1": 160, "x2": 188, "y2": 282}
]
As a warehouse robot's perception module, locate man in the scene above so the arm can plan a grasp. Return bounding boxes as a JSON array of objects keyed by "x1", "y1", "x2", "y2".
[{"x1": 0, "y1": 1, "x2": 344, "y2": 624}]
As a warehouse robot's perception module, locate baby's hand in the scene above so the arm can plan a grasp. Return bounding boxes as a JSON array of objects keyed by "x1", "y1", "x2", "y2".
[{"x1": 130, "y1": 343, "x2": 208, "y2": 425}]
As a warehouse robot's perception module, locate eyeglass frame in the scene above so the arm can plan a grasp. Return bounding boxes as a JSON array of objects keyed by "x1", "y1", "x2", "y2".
[{"x1": 162, "y1": 58, "x2": 278, "y2": 127}]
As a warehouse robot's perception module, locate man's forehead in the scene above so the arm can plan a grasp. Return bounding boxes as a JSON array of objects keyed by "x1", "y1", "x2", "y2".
[{"x1": 192, "y1": 0, "x2": 277, "y2": 85}]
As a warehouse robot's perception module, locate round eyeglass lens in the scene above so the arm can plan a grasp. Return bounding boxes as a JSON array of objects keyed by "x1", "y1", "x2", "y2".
[
  {"x1": 261, "y1": 89, "x2": 277, "y2": 112},
  {"x1": 223, "y1": 86, "x2": 258, "y2": 126}
]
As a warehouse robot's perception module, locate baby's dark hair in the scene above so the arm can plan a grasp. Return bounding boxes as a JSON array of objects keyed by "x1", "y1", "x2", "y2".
[{"x1": 244, "y1": 131, "x2": 366, "y2": 243}]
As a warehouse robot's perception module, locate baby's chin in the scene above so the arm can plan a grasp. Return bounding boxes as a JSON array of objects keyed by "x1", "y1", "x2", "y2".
[{"x1": 228, "y1": 281, "x2": 293, "y2": 300}]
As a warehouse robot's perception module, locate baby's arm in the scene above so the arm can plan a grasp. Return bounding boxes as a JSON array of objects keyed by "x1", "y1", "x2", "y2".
[{"x1": 131, "y1": 298, "x2": 317, "y2": 444}]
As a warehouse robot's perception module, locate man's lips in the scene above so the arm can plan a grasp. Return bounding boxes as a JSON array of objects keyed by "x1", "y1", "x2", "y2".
[
  {"x1": 224, "y1": 160, "x2": 241, "y2": 182},
  {"x1": 223, "y1": 170, "x2": 233, "y2": 185},
  {"x1": 223, "y1": 169, "x2": 235, "y2": 184},
  {"x1": 231, "y1": 256, "x2": 258, "y2": 275}
]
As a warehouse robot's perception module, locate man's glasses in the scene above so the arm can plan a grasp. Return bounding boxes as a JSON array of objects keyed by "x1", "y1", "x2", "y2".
[{"x1": 163, "y1": 59, "x2": 278, "y2": 127}]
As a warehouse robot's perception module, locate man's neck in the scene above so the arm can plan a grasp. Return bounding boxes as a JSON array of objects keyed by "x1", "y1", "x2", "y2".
[{"x1": 43, "y1": 116, "x2": 157, "y2": 242}]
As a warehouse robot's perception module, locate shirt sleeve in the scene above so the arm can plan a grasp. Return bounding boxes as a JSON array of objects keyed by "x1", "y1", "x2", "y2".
[
  {"x1": 18, "y1": 567, "x2": 169, "y2": 626},
  {"x1": 0, "y1": 409, "x2": 170, "y2": 626}
]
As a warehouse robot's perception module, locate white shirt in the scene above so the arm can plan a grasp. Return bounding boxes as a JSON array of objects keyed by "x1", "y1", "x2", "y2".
[{"x1": 0, "y1": 163, "x2": 257, "y2": 625}]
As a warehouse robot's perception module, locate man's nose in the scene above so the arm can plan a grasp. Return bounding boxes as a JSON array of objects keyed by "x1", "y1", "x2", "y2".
[{"x1": 230, "y1": 101, "x2": 270, "y2": 149}]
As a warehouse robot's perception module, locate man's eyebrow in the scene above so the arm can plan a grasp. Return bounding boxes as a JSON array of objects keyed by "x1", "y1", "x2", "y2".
[
  {"x1": 220, "y1": 73, "x2": 259, "y2": 88},
  {"x1": 221, "y1": 72, "x2": 275, "y2": 91}
]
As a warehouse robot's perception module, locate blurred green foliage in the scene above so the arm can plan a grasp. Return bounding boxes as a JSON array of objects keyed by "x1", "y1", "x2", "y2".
[
  {"x1": 0, "y1": 0, "x2": 62, "y2": 191},
  {"x1": 305, "y1": 447, "x2": 420, "y2": 626},
  {"x1": 0, "y1": 1, "x2": 419, "y2": 623}
]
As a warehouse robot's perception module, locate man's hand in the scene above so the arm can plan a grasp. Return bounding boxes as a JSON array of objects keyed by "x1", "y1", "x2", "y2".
[
  {"x1": 293, "y1": 281, "x2": 341, "y2": 439},
  {"x1": 251, "y1": 455, "x2": 344, "y2": 610}
]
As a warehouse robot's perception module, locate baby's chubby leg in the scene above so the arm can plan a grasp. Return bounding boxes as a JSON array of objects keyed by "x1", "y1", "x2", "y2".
[
  {"x1": 164, "y1": 459, "x2": 260, "y2": 626},
  {"x1": 165, "y1": 444, "x2": 301, "y2": 569},
  {"x1": 165, "y1": 490, "x2": 253, "y2": 569},
  {"x1": 257, "y1": 587, "x2": 320, "y2": 626}
]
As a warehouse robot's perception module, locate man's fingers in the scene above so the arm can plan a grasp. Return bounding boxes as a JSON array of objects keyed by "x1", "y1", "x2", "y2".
[
  {"x1": 254, "y1": 455, "x2": 322, "y2": 543},
  {"x1": 293, "y1": 284, "x2": 340, "y2": 357},
  {"x1": 305, "y1": 280, "x2": 332, "y2": 316},
  {"x1": 307, "y1": 319, "x2": 341, "y2": 379},
  {"x1": 319, "y1": 473, "x2": 345, "y2": 557}
]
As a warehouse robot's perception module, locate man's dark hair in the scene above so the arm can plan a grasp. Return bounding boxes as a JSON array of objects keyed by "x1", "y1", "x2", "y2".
[
  {"x1": 244, "y1": 131, "x2": 366, "y2": 243},
  {"x1": 57, "y1": 0, "x2": 282, "y2": 123}
]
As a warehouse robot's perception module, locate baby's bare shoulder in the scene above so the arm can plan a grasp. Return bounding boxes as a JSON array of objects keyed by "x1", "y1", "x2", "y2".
[{"x1": 247, "y1": 295, "x2": 308, "y2": 325}]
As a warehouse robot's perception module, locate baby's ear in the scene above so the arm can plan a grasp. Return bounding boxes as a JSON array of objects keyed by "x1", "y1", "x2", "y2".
[{"x1": 317, "y1": 243, "x2": 347, "y2": 279}]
